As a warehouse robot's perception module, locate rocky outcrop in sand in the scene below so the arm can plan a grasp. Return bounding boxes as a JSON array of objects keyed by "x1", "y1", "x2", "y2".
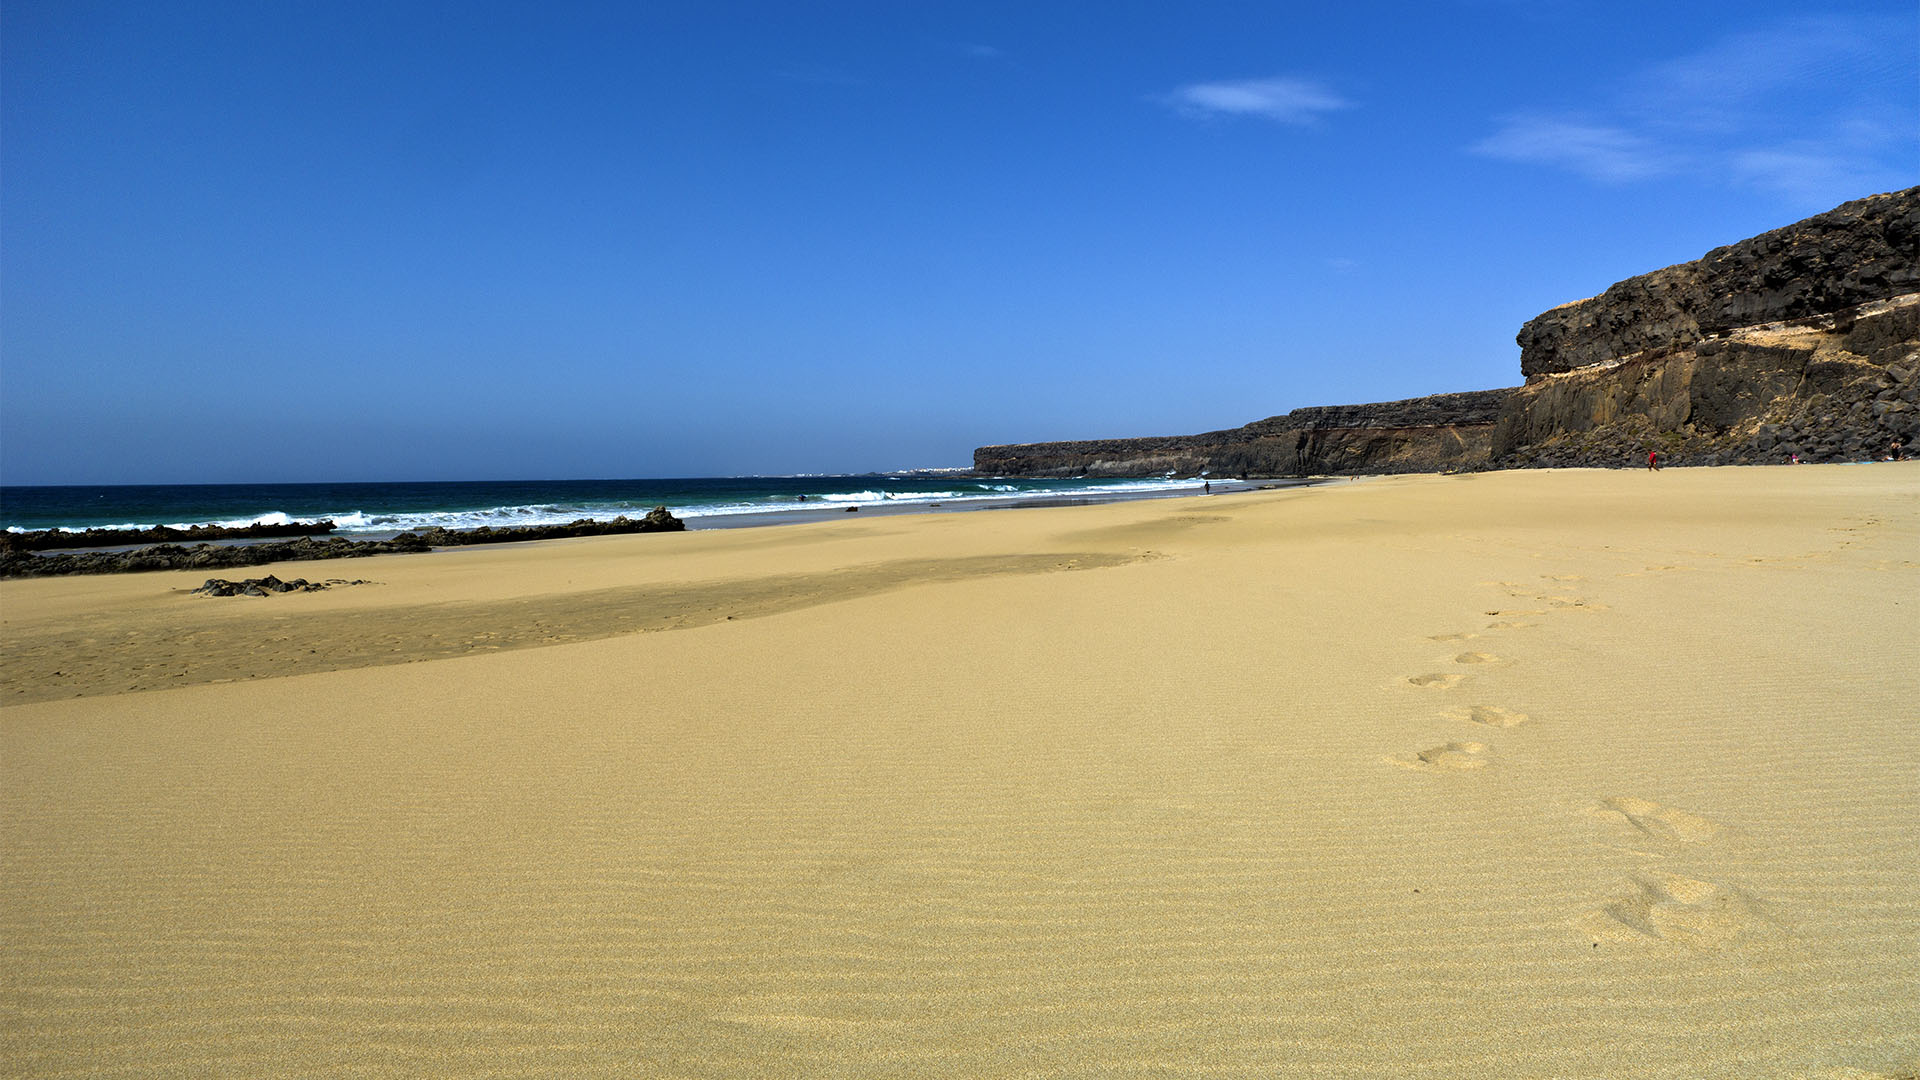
[{"x1": 191, "y1": 575, "x2": 370, "y2": 596}]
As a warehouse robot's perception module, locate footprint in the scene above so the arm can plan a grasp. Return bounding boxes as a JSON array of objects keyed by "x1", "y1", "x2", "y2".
[
  {"x1": 1595, "y1": 796, "x2": 1720, "y2": 843},
  {"x1": 1428, "y1": 631, "x2": 1479, "y2": 642},
  {"x1": 1484, "y1": 619, "x2": 1537, "y2": 630},
  {"x1": 1407, "y1": 673, "x2": 1464, "y2": 689},
  {"x1": 1548, "y1": 596, "x2": 1609, "y2": 610},
  {"x1": 1578, "y1": 874, "x2": 1774, "y2": 949},
  {"x1": 1414, "y1": 741, "x2": 1490, "y2": 770},
  {"x1": 1454, "y1": 651, "x2": 1500, "y2": 665},
  {"x1": 1385, "y1": 740, "x2": 1492, "y2": 772},
  {"x1": 1460, "y1": 705, "x2": 1530, "y2": 727},
  {"x1": 1543, "y1": 574, "x2": 1585, "y2": 582}
]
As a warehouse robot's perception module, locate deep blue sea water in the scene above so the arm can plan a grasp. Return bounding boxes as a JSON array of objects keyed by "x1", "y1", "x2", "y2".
[{"x1": 0, "y1": 475, "x2": 1227, "y2": 535}]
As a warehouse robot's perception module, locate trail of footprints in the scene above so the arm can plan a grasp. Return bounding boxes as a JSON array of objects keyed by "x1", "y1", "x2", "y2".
[{"x1": 1391, "y1": 574, "x2": 1772, "y2": 950}]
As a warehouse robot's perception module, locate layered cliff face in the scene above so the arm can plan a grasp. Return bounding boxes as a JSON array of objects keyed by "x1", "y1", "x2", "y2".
[
  {"x1": 973, "y1": 187, "x2": 1918, "y2": 478},
  {"x1": 1494, "y1": 295, "x2": 1918, "y2": 467}
]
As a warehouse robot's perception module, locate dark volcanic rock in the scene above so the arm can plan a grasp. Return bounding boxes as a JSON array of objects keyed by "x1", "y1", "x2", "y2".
[
  {"x1": 191, "y1": 575, "x2": 370, "y2": 596},
  {"x1": 0, "y1": 508, "x2": 685, "y2": 578},
  {"x1": 973, "y1": 389, "x2": 1513, "y2": 478},
  {"x1": 406, "y1": 508, "x2": 685, "y2": 547},
  {"x1": 1, "y1": 535, "x2": 430, "y2": 579},
  {"x1": 0, "y1": 518, "x2": 337, "y2": 554},
  {"x1": 1492, "y1": 297, "x2": 1919, "y2": 468},
  {"x1": 1518, "y1": 187, "x2": 1919, "y2": 377}
]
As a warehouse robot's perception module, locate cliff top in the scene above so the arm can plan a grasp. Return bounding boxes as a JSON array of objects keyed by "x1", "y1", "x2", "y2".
[{"x1": 1517, "y1": 187, "x2": 1919, "y2": 377}]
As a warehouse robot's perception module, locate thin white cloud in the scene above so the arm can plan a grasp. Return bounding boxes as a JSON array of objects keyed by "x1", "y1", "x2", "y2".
[
  {"x1": 1470, "y1": 12, "x2": 1917, "y2": 204},
  {"x1": 1730, "y1": 137, "x2": 1904, "y2": 204},
  {"x1": 1161, "y1": 76, "x2": 1352, "y2": 125},
  {"x1": 1625, "y1": 16, "x2": 1896, "y2": 131},
  {"x1": 957, "y1": 42, "x2": 1006, "y2": 61},
  {"x1": 1471, "y1": 115, "x2": 1671, "y2": 183}
]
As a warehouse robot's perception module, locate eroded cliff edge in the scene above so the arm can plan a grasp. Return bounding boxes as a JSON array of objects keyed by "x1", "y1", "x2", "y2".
[
  {"x1": 974, "y1": 187, "x2": 1918, "y2": 477},
  {"x1": 1496, "y1": 294, "x2": 1916, "y2": 468}
]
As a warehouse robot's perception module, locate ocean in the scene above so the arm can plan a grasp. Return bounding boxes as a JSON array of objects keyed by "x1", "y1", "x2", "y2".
[{"x1": 0, "y1": 474, "x2": 1241, "y2": 537}]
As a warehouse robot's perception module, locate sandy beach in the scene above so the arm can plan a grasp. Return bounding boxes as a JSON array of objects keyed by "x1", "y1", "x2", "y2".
[{"x1": 3, "y1": 463, "x2": 1917, "y2": 1078}]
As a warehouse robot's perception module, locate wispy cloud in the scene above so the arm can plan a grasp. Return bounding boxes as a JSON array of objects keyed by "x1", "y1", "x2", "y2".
[
  {"x1": 1471, "y1": 115, "x2": 1672, "y2": 183},
  {"x1": 956, "y1": 42, "x2": 1006, "y2": 61},
  {"x1": 1730, "y1": 125, "x2": 1905, "y2": 203},
  {"x1": 1470, "y1": 13, "x2": 1917, "y2": 204},
  {"x1": 1624, "y1": 17, "x2": 1896, "y2": 131},
  {"x1": 1160, "y1": 76, "x2": 1353, "y2": 125}
]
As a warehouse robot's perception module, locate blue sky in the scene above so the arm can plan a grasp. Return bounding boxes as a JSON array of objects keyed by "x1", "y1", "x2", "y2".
[{"x1": 3, "y1": 0, "x2": 1914, "y2": 483}]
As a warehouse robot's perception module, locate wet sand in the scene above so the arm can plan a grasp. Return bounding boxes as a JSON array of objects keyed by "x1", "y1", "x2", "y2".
[{"x1": 3, "y1": 464, "x2": 1917, "y2": 1078}]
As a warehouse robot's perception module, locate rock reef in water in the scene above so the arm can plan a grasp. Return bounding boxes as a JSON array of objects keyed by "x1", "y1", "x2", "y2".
[
  {"x1": 403, "y1": 506, "x2": 685, "y2": 547},
  {"x1": 0, "y1": 508, "x2": 686, "y2": 578},
  {"x1": 0, "y1": 518, "x2": 337, "y2": 553},
  {"x1": 973, "y1": 187, "x2": 1919, "y2": 477}
]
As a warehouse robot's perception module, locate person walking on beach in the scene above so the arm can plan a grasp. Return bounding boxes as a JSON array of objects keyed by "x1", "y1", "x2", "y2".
[{"x1": 1647, "y1": 449, "x2": 1659, "y2": 471}]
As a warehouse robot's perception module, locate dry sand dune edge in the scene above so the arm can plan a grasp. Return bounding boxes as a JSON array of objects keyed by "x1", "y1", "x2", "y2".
[{"x1": 0, "y1": 549, "x2": 1150, "y2": 705}]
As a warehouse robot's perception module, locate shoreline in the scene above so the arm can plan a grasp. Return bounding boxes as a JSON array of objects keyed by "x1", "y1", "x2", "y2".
[
  {"x1": 677, "y1": 476, "x2": 1282, "y2": 530},
  {"x1": 1, "y1": 477, "x2": 1295, "y2": 567},
  {"x1": 0, "y1": 474, "x2": 1237, "y2": 539}
]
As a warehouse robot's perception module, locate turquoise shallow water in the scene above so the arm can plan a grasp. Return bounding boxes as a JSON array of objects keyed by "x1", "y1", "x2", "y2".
[{"x1": 1, "y1": 475, "x2": 1230, "y2": 535}]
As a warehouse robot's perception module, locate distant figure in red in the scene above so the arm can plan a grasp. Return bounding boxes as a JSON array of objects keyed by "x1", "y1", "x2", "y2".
[{"x1": 1647, "y1": 450, "x2": 1659, "y2": 471}]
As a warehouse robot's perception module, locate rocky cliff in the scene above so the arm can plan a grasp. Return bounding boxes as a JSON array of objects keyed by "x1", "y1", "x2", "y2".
[
  {"x1": 1517, "y1": 189, "x2": 1918, "y2": 377},
  {"x1": 973, "y1": 187, "x2": 1918, "y2": 478},
  {"x1": 1494, "y1": 294, "x2": 1917, "y2": 467},
  {"x1": 972, "y1": 389, "x2": 1511, "y2": 477}
]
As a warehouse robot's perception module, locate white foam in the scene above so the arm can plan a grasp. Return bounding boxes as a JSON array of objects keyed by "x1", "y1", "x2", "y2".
[
  {"x1": 15, "y1": 477, "x2": 1234, "y2": 537},
  {"x1": 153, "y1": 511, "x2": 313, "y2": 531},
  {"x1": 324, "y1": 503, "x2": 685, "y2": 533}
]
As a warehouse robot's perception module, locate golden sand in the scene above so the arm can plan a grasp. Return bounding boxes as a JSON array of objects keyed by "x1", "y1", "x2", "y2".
[{"x1": 4, "y1": 464, "x2": 1918, "y2": 1077}]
